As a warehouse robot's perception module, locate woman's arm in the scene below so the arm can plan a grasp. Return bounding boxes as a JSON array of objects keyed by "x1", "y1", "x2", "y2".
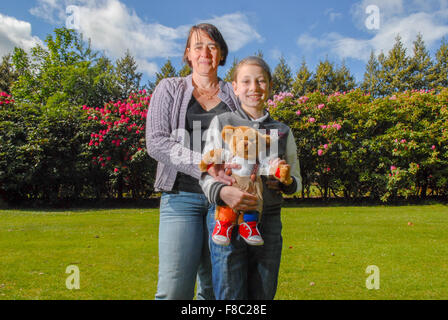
[{"x1": 145, "y1": 78, "x2": 202, "y2": 179}]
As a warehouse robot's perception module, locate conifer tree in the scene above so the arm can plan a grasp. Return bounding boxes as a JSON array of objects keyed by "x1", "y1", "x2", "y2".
[
  {"x1": 224, "y1": 57, "x2": 239, "y2": 82},
  {"x1": 429, "y1": 38, "x2": 448, "y2": 88},
  {"x1": 115, "y1": 50, "x2": 142, "y2": 99},
  {"x1": 0, "y1": 54, "x2": 17, "y2": 94},
  {"x1": 313, "y1": 58, "x2": 336, "y2": 94},
  {"x1": 178, "y1": 63, "x2": 192, "y2": 77},
  {"x1": 291, "y1": 59, "x2": 313, "y2": 96},
  {"x1": 334, "y1": 60, "x2": 356, "y2": 92},
  {"x1": 378, "y1": 35, "x2": 410, "y2": 94},
  {"x1": 155, "y1": 59, "x2": 177, "y2": 86},
  {"x1": 408, "y1": 33, "x2": 432, "y2": 90},
  {"x1": 361, "y1": 50, "x2": 380, "y2": 96},
  {"x1": 272, "y1": 56, "x2": 293, "y2": 94}
]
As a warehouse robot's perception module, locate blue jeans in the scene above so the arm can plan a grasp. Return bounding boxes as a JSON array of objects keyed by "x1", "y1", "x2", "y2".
[
  {"x1": 155, "y1": 191, "x2": 215, "y2": 300},
  {"x1": 207, "y1": 208, "x2": 283, "y2": 300}
]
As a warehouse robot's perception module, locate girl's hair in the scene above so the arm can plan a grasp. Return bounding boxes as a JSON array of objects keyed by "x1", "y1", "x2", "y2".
[
  {"x1": 182, "y1": 23, "x2": 228, "y2": 67},
  {"x1": 233, "y1": 56, "x2": 272, "y2": 83}
]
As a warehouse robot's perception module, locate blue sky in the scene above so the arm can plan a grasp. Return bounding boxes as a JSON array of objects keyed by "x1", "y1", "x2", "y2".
[{"x1": 1, "y1": 0, "x2": 448, "y2": 84}]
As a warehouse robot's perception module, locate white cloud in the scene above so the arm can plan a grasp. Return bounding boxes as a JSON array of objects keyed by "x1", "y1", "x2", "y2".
[
  {"x1": 29, "y1": 0, "x2": 66, "y2": 24},
  {"x1": 297, "y1": 1, "x2": 448, "y2": 62},
  {"x1": 28, "y1": 0, "x2": 262, "y2": 77},
  {"x1": 324, "y1": 8, "x2": 343, "y2": 22},
  {"x1": 200, "y1": 12, "x2": 263, "y2": 52},
  {"x1": 0, "y1": 13, "x2": 43, "y2": 57}
]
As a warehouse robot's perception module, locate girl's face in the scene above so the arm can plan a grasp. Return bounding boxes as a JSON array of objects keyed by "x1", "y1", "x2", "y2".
[
  {"x1": 186, "y1": 30, "x2": 222, "y2": 76},
  {"x1": 232, "y1": 64, "x2": 271, "y2": 112}
]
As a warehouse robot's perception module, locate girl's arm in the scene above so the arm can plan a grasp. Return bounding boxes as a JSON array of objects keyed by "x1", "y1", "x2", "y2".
[{"x1": 281, "y1": 129, "x2": 302, "y2": 194}]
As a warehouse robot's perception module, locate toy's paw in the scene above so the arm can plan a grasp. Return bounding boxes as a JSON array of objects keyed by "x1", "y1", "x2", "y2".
[{"x1": 275, "y1": 164, "x2": 293, "y2": 185}]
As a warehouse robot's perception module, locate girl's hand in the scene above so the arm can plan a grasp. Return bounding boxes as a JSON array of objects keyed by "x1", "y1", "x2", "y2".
[
  {"x1": 219, "y1": 186, "x2": 258, "y2": 212},
  {"x1": 269, "y1": 158, "x2": 287, "y2": 175},
  {"x1": 207, "y1": 163, "x2": 240, "y2": 186}
]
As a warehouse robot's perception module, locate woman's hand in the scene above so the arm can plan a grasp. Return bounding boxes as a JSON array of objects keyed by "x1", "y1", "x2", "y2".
[
  {"x1": 219, "y1": 186, "x2": 259, "y2": 212},
  {"x1": 207, "y1": 163, "x2": 240, "y2": 186}
]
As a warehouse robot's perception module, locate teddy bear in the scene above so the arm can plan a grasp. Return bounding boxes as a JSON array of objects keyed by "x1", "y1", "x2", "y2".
[{"x1": 199, "y1": 125, "x2": 293, "y2": 246}]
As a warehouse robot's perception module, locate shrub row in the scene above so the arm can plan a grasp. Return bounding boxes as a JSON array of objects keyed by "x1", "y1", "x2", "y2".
[
  {"x1": 0, "y1": 91, "x2": 156, "y2": 203},
  {"x1": 1, "y1": 88, "x2": 447, "y2": 203},
  {"x1": 268, "y1": 88, "x2": 448, "y2": 201}
]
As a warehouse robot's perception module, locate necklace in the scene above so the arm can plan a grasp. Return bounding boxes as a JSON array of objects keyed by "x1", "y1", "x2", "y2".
[{"x1": 196, "y1": 86, "x2": 220, "y2": 100}]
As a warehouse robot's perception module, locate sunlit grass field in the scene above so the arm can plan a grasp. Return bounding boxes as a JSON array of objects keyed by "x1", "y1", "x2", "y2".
[{"x1": 0, "y1": 204, "x2": 447, "y2": 299}]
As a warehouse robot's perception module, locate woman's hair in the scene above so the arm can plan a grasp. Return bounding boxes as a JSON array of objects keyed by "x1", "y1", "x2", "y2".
[
  {"x1": 233, "y1": 56, "x2": 272, "y2": 83},
  {"x1": 183, "y1": 23, "x2": 228, "y2": 67}
]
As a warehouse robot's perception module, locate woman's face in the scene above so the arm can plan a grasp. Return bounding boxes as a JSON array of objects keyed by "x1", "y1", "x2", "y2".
[
  {"x1": 186, "y1": 30, "x2": 222, "y2": 76},
  {"x1": 232, "y1": 64, "x2": 271, "y2": 111}
]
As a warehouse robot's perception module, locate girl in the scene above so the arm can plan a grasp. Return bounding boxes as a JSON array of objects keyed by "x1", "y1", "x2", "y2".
[{"x1": 200, "y1": 56, "x2": 302, "y2": 299}]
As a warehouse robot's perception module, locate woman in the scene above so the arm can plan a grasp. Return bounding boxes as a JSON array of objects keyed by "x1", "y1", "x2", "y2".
[{"x1": 145, "y1": 23, "x2": 258, "y2": 300}]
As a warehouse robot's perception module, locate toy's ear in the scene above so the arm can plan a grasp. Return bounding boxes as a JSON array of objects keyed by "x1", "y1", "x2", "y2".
[{"x1": 222, "y1": 125, "x2": 235, "y2": 144}]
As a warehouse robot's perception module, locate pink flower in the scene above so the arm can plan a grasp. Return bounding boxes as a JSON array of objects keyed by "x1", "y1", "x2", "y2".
[
  {"x1": 431, "y1": 145, "x2": 436, "y2": 150},
  {"x1": 400, "y1": 139, "x2": 406, "y2": 143},
  {"x1": 324, "y1": 144, "x2": 328, "y2": 149},
  {"x1": 308, "y1": 117, "x2": 316, "y2": 123},
  {"x1": 317, "y1": 149, "x2": 323, "y2": 156},
  {"x1": 390, "y1": 166, "x2": 397, "y2": 171},
  {"x1": 317, "y1": 104, "x2": 325, "y2": 110},
  {"x1": 296, "y1": 110, "x2": 301, "y2": 115},
  {"x1": 114, "y1": 168, "x2": 119, "y2": 173}
]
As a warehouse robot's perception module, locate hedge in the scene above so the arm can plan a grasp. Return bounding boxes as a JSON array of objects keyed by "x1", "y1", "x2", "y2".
[{"x1": 1, "y1": 88, "x2": 447, "y2": 203}]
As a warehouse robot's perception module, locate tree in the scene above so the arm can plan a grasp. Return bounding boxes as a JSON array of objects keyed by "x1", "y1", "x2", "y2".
[
  {"x1": 408, "y1": 33, "x2": 432, "y2": 90},
  {"x1": 333, "y1": 60, "x2": 356, "y2": 92},
  {"x1": 378, "y1": 35, "x2": 410, "y2": 95},
  {"x1": 430, "y1": 38, "x2": 448, "y2": 88},
  {"x1": 313, "y1": 58, "x2": 336, "y2": 94},
  {"x1": 272, "y1": 56, "x2": 293, "y2": 94},
  {"x1": 11, "y1": 27, "x2": 120, "y2": 107},
  {"x1": 0, "y1": 54, "x2": 18, "y2": 94},
  {"x1": 224, "y1": 57, "x2": 239, "y2": 83},
  {"x1": 291, "y1": 58, "x2": 313, "y2": 96},
  {"x1": 115, "y1": 49, "x2": 143, "y2": 99},
  {"x1": 178, "y1": 63, "x2": 192, "y2": 77},
  {"x1": 155, "y1": 59, "x2": 177, "y2": 86},
  {"x1": 361, "y1": 50, "x2": 381, "y2": 96}
]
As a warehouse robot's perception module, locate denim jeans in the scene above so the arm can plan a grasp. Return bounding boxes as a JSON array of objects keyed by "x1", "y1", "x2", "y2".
[
  {"x1": 207, "y1": 207, "x2": 283, "y2": 300},
  {"x1": 155, "y1": 191, "x2": 215, "y2": 300}
]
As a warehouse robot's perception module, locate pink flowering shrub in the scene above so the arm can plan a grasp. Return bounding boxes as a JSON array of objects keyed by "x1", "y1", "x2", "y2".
[
  {"x1": 269, "y1": 88, "x2": 448, "y2": 201},
  {"x1": 83, "y1": 90, "x2": 156, "y2": 199},
  {"x1": 0, "y1": 92, "x2": 14, "y2": 106}
]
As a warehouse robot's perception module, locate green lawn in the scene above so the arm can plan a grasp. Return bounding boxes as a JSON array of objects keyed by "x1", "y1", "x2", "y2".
[{"x1": 0, "y1": 204, "x2": 447, "y2": 300}]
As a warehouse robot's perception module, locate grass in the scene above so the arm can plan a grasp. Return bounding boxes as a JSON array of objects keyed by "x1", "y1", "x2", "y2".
[{"x1": 0, "y1": 204, "x2": 447, "y2": 300}]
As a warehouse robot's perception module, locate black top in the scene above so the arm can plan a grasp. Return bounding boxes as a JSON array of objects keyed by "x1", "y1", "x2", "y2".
[{"x1": 174, "y1": 96, "x2": 230, "y2": 193}]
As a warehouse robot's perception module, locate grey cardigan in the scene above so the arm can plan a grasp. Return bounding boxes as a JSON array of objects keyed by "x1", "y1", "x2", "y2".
[{"x1": 145, "y1": 74, "x2": 240, "y2": 191}]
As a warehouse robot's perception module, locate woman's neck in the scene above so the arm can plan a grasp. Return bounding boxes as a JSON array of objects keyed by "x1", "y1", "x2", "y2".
[{"x1": 192, "y1": 72, "x2": 219, "y2": 89}]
